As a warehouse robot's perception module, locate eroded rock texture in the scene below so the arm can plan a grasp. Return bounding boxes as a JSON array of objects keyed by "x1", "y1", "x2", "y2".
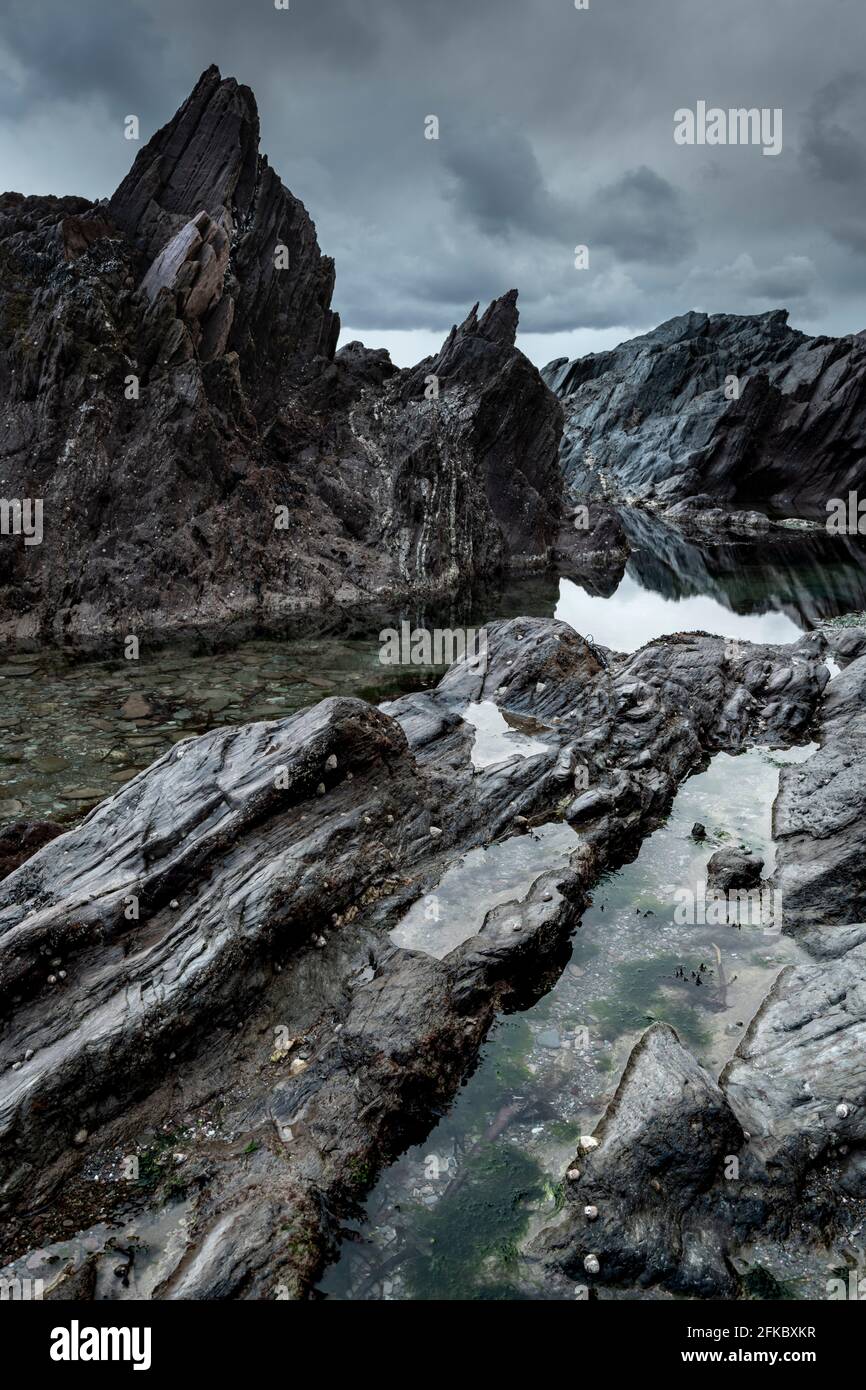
[
  {"x1": 537, "y1": 627, "x2": 866, "y2": 1299},
  {"x1": 0, "y1": 617, "x2": 829, "y2": 1298},
  {"x1": 0, "y1": 66, "x2": 563, "y2": 639},
  {"x1": 544, "y1": 309, "x2": 866, "y2": 514}
]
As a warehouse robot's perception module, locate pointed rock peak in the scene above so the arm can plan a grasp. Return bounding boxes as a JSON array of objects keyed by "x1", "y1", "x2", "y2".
[
  {"x1": 476, "y1": 289, "x2": 519, "y2": 346},
  {"x1": 449, "y1": 290, "x2": 519, "y2": 350},
  {"x1": 109, "y1": 66, "x2": 260, "y2": 261}
]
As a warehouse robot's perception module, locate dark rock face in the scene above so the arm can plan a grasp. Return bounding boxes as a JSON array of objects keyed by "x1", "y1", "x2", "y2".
[
  {"x1": 774, "y1": 643, "x2": 866, "y2": 935},
  {"x1": 0, "y1": 820, "x2": 62, "y2": 880},
  {"x1": 0, "y1": 67, "x2": 563, "y2": 640},
  {"x1": 552, "y1": 503, "x2": 630, "y2": 597},
  {"x1": 0, "y1": 617, "x2": 828, "y2": 1298},
  {"x1": 543, "y1": 309, "x2": 866, "y2": 514},
  {"x1": 706, "y1": 847, "x2": 764, "y2": 893},
  {"x1": 534, "y1": 1024, "x2": 744, "y2": 1296},
  {"x1": 722, "y1": 943, "x2": 866, "y2": 1177},
  {"x1": 109, "y1": 65, "x2": 338, "y2": 394}
]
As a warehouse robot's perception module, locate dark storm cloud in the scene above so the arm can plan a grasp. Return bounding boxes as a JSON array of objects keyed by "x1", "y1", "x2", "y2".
[
  {"x1": 2, "y1": 0, "x2": 866, "y2": 359},
  {"x1": 800, "y1": 74, "x2": 866, "y2": 184},
  {"x1": 0, "y1": 0, "x2": 164, "y2": 115},
  {"x1": 441, "y1": 121, "x2": 569, "y2": 239},
  {"x1": 592, "y1": 167, "x2": 695, "y2": 264}
]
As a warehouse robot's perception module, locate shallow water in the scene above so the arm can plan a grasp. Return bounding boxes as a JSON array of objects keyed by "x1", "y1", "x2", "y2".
[
  {"x1": 389, "y1": 822, "x2": 575, "y2": 960},
  {"x1": 1, "y1": 523, "x2": 861, "y2": 827},
  {"x1": 318, "y1": 742, "x2": 814, "y2": 1301},
  {"x1": 2, "y1": 521, "x2": 866, "y2": 1301}
]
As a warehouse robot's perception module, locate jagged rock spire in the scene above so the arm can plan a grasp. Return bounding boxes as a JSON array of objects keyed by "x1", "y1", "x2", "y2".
[
  {"x1": 109, "y1": 65, "x2": 259, "y2": 259},
  {"x1": 110, "y1": 65, "x2": 339, "y2": 394}
]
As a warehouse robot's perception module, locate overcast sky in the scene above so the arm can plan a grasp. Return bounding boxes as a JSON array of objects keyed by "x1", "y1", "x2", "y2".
[{"x1": 2, "y1": 0, "x2": 865, "y2": 366}]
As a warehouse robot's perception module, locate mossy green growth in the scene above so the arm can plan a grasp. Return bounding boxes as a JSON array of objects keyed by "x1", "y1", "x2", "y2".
[
  {"x1": 402, "y1": 1141, "x2": 544, "y2": 1300},
  {"x1": 589, "y1": 954, "x2": 711, "y2": 1050}
]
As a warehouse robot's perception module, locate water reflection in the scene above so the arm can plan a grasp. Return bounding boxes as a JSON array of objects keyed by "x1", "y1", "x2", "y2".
[{"x1": 1, "y1": 519, "x2": 865, "y2": 827}]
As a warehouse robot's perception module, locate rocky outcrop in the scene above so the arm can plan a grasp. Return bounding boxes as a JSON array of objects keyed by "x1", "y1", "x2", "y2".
[
  {"x1": 774, "y1": 643, "x2": 866, "y2": 935},
  {"x1": 534, "y1": 1023, "x2": 743, "y2": 1296},
  {"x1": 535, "y1": 629, "x2": 866, "y2": 1299},
  {"x1": 722, "y1": 942, "x2": 866, "y2": 1177},
  {"x1": 0, "y1": 67, "x2": 563, "y2": 640},
  {"x1": 0, "y1": 616, "x2": 829, "y2": 1298},
  {"x1": 543, "y1": 310, "x2": 866, "y2": 515},
  {"x1": 706, "y1": 847, "x2": 764, "y2": 893}
]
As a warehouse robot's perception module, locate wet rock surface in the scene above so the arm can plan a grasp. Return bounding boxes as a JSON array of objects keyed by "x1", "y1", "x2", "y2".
[
  {"x1": 706, "y1": 847, "x2": 764, "y2": 893},
  {"x1": 774, "y1": 641, "x2": 866, "y2": 933},
  {"x1": 534, "y1": 631, "x2": 866, "y2": 1299},
  {"x1": 544, "y1": 309, "x2": 866, "y2": 514},
  {"x1": 534, "y1": 1023, "x2": 744, "y2": 1296},
  {"x1": 0, "y1": 67, "x2": 563, "y2": 639},
  {"x1": 0, "y1": 615, "x2": 834, "y2": 1298}
]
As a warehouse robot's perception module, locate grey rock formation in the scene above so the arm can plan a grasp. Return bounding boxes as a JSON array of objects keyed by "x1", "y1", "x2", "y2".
[
  {"x1": 544, "y1": 309, "x2": 866, "y2": 515},
  {"x1": 0, "y1": 68, "x2": 563, "y2": 639},
  {"x1": 706, "y1": 847, "x2": 764, "y2": 893},
  {"x1": 722, "y1": 944, "x2": 866, "y2": 1176},
  {"x1": 0, "y1": 616, "x2": 828, "y2": 1298},
  {"x1": 535, "y1": 1023, "x2": 743, "y2": 1296},
  {"x1": 774, "y1": 647, "x2": 866, "y2": 934},
  {"x1": 536, "y1": 631, "x2": 866, "y2": 1298}
]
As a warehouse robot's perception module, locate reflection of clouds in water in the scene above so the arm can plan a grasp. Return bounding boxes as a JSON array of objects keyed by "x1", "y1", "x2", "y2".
[
  {"x1": 555, "y1": 575, "x2": 802, "y2": 652},
  {"x1": 462, "y1": 700, "x2": 548, "y2": 769}
]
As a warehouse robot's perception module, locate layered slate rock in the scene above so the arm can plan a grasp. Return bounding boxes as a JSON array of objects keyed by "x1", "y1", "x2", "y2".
[
  {"x1": 722, "y1": 942, "x2": 866, "y2": 1176},
  {"x1": 0, "y1": 618, "x2": 828, "y2": 1298},
  {"x1": 535, "y1": 1024, "x2": 743, "y2": 1296},
  {"x1": 774, "y1": 648, "x2": 866, "y2": 934},
  {"x1": 0, "y1": 68, "x2": 562, "y2": 638},
  {"x1": 534, "y1": 624, "x2": 866, "y2": 1298},
  {"x1": 543, "y1": 309, "x2": 866, "y2": 514}
]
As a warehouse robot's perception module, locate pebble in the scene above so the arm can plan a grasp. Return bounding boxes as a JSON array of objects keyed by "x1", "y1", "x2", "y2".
[
  {"x1": 325, "y1": 754, "x2": 338, "y2": 771},
  {"x1": 119, "y1": 694, "x2": 153, "y2": 721}
]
